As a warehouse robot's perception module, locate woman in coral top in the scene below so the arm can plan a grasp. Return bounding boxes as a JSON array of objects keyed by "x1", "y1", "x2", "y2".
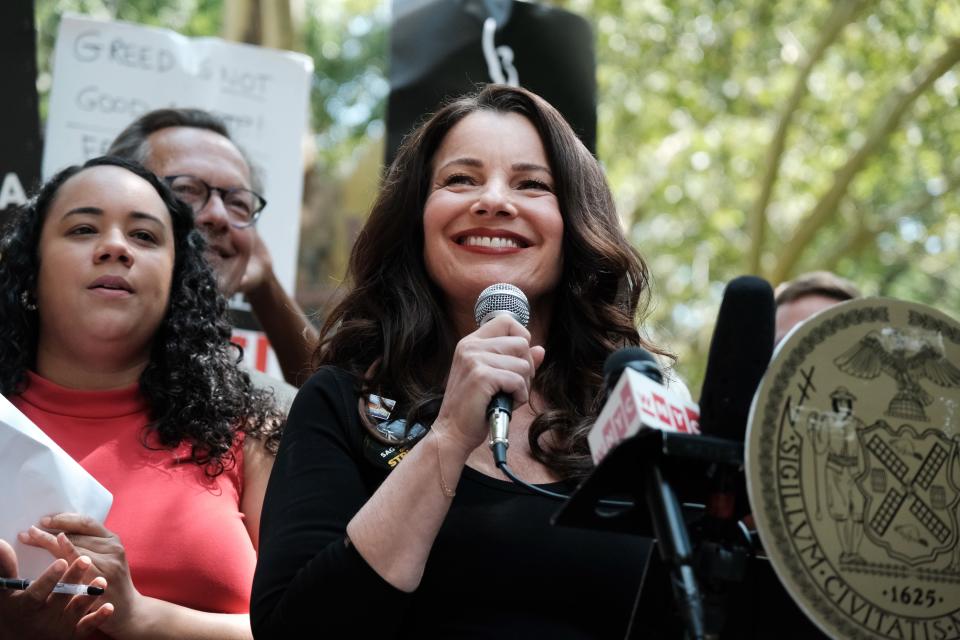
[{"x1": 0, "y1": 156, "x2": 283, "y2": 639}]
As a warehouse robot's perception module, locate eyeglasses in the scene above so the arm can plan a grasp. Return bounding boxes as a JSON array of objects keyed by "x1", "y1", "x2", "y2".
[{"x1": 163, "y1": 175, "x2": 267, "y2": 229}]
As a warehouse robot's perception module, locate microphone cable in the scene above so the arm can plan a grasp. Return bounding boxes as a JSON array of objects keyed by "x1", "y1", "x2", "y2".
[{"x1": 495, "y1": 455, "x2": 656, "y2": 510}]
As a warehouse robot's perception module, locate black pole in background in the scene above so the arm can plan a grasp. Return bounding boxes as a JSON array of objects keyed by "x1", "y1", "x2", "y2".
[{"x1": 0, "y1": 0, "x2": 41, "y2": 218}]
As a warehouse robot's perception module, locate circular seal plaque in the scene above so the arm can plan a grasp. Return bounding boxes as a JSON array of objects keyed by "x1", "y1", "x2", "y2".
[{"x1": 746, "y1": 298, "x2": 960, "y2": 639}]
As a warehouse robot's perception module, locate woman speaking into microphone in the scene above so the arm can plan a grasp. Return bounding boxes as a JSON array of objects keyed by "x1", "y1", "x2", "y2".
[{"x1": 252, "y1": 85, "x2": 666, "y2": 638}]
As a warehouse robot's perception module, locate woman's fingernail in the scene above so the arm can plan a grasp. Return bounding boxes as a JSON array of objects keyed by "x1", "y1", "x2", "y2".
[
  {"x1": 17, "y1": 531, "x2": 29, "y2": 542},
  {"x1": 39, "y1": 516, "x2": 52, "y2": 527},
  {"x1": 78, "y1": 555, "x2": 91, "y2": 568}
]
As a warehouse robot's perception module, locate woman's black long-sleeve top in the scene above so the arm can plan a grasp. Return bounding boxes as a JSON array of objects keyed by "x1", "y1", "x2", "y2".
[{"x1": 251, "y1": 366, "x2": 652, "y2": 638}]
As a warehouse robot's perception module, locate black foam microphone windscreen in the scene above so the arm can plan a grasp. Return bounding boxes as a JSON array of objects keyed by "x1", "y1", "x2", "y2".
[
  {"x1": 697, "y1": 276, "x2": 775, "y2": 443},
  {"x1": 602, "y1": 347, "x2": 663, "y2": 399}
]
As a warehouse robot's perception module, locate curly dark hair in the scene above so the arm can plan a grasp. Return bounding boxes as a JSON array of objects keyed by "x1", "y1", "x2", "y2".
[
  {"x1": 0, "y1": 156, "x2": 282, "y2": 476},
  {"x1": 317, "y1": 84, "x2": 666, "y2": 479}
]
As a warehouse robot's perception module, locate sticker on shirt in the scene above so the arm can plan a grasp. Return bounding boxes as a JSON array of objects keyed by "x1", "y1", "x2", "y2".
[
  {"x1": 366, "y1": 394, "x2": 396, "y2": 422},
  {"x1": 362, "y1": 394, "x2": 427, "y2": 471}
]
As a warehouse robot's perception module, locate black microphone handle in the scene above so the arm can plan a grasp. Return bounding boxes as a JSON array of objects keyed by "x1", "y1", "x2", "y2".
[
  {"x1": 486, "y1": 392, "x2": 513, "y2": 418},
  {"x1": 488, "y1": 391, "x2": 512, "y2": 466}
]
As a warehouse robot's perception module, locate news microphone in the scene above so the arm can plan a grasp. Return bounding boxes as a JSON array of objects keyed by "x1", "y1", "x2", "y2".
[
  {"x1": 594, "y1": 347, "x2": 707, "y2": 638},
  {"x1": 697, "y1": 275, "x2": 774, "y2": 519},
  {"x1": 588, "y1": 348, "x2": 700, "y2": 464},
  {"x1": 473, "y1": 283, "x2": 530, "y2": 466},
  {"x1": 602, "y1": 346, "x2": 663, "y2": 394},
  {"x1": 698, "y1": 275, "x2": 775, "y2": 441}
]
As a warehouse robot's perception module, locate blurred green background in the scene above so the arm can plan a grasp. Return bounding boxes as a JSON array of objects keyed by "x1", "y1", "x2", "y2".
[{"x1": 34, "y1": 0, "x2": 960, "y2": 393}]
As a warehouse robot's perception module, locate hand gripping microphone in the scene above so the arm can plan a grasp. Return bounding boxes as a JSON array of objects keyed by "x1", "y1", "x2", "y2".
[{"x1": 473, "y1": 283, "x2": 531, "y2": 466}]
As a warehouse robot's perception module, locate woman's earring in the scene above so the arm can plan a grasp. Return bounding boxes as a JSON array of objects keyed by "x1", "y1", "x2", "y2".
[{"x1": 20, "y1": 291, "x2": 37, "y2": 311}]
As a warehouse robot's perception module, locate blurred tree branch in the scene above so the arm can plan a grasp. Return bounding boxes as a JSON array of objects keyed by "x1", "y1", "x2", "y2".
[
  {"x1": 746, "y1": 0, "x2": 866, "y2": 276},
  {"x1": 771, "y1": 36, "x2": 960, "y2": 283},
  {"x1": 820, "y1": 163, "x2": 960, "y2": 272},
  {"x1": 818, "y1": 165, "x2": 960, "y2": 271}
]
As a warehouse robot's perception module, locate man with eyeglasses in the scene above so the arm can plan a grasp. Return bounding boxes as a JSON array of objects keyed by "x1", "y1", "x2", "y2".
[{"x1": 109, "y1": 108, "x2": 316, "y2": 406}]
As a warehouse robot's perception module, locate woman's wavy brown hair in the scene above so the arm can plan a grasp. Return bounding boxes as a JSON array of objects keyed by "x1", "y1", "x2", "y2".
[{"x1": 317, "y1": 84, "x2": 664, "y2": 478}]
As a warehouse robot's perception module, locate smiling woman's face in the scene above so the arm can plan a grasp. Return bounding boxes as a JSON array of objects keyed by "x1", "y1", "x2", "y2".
[
  {"x1": 422, "y1": 110, "x2": 564, "y2": 315},
  {"x1": 35, "y1": 165, "x2": 175, "y2": 363}
]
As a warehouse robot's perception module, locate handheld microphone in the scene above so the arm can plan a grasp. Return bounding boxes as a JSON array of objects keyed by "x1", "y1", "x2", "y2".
[
  {"x1": 473, "y1": 283, "x2": 530, "y2": 466},
  {"x1": 698, "y1": 275, "x2": 775, "y2": 442},
  {"x1": 697, "y1": 275, "x2": 774, "y2": 519}
]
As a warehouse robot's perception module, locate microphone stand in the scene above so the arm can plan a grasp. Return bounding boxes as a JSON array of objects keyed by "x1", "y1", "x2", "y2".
[
  {"x1": 644, "y1": 463, "x2": 707, "y2": 639},
  {"x1": 553, "y1": 429, "x2": 746, "y2": 640}
]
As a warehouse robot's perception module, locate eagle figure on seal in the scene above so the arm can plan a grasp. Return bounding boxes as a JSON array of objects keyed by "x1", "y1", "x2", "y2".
[{"x1": 833, "y1": 330, "x2": 960, "y2": 421}]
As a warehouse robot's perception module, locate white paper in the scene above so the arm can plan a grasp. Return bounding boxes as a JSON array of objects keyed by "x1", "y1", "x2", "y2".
[{"x1": 0, "y1": 395, "x2": 113, "y2": 578}]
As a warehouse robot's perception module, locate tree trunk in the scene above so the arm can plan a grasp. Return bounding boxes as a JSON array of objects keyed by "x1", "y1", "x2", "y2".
[
  {"x1": 222, "y1": 0, "x2": 301, "y2": 51},
  {"x1": 260, "y1": 1, "x2": 298, "y2": 51},
  {"x1": 223, "y1": 0, "x2": 257, "y2": 43}
]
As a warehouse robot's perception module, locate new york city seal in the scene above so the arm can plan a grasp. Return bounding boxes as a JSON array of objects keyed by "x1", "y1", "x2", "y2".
[{"x1": 747, "y1": 298, "x2": 960, "y2": 639}]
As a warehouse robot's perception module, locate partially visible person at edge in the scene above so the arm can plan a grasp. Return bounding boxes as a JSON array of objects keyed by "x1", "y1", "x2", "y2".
[
  {"x1": 774, "y1": 270, "x2": 862, "y2": 344},
  {"x1": 108, "y1": 108, "x2": 316, "y2": 407},
  {"x1": 0, "y1": 156, "x2": 283, "y2": 639},
  {"x1": 251, "y1": 84, "x2": 666, "y2": 638}
]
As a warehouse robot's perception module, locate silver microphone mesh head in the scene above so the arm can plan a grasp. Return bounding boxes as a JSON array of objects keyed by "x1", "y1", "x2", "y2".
[{"x1": 474, "y1": 283, "x2": 530, "y2": 327}]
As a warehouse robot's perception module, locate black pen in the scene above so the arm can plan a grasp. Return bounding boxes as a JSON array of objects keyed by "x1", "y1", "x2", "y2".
[{"x1": 0, "y1": 578, "x2": 104, "y2": 596}]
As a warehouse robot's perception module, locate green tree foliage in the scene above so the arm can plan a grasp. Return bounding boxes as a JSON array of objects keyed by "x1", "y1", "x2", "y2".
[
  {"x1": 561, "y1": 0, "x2": 960, "y2": 390},
  {"x1": 301, "y1": 0, "x2": 388, "y2": 170},
  {"x1": 35, "y1": 0, "x2": 389, "y2": 167},
  {"x1": 34, "y1": 1, "x2": 960, "y2": 392}
]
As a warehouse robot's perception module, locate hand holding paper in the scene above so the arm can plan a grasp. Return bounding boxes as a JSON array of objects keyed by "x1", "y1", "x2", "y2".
[{"x1": 0, "y1": 394, "x2": 112, "y2": 578}]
